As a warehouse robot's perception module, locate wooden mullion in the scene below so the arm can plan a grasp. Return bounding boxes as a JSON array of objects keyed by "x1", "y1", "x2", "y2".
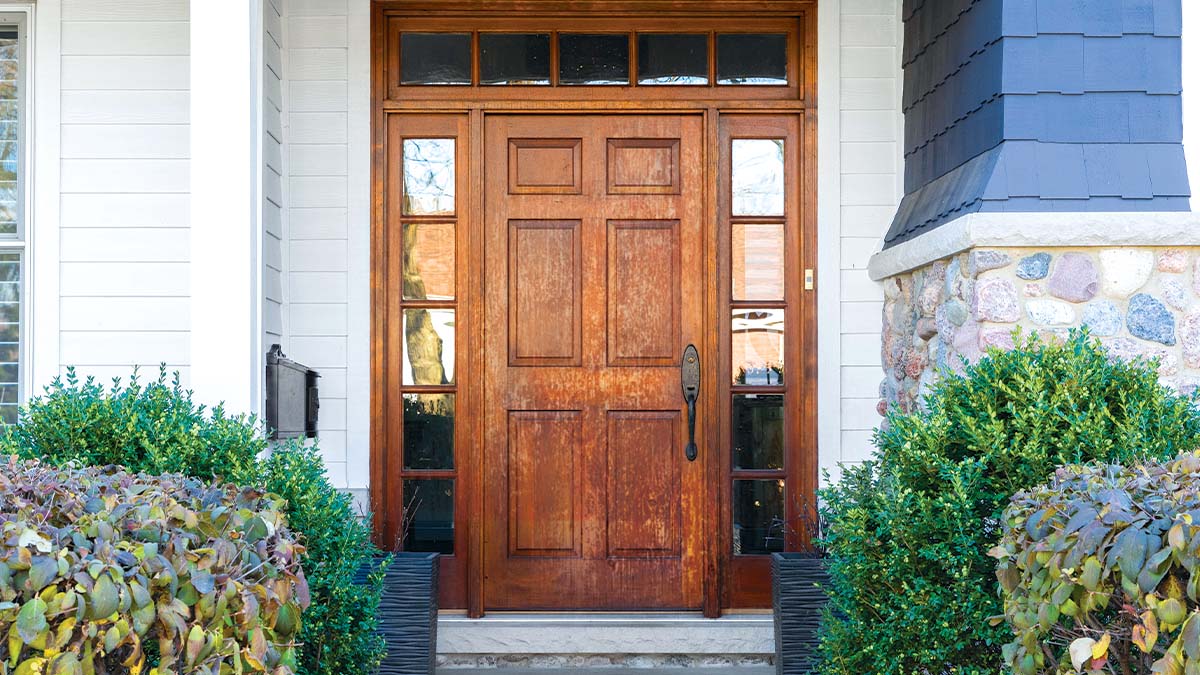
[
  {"x1": 730, "y1": 469, "x2": 786, "y2": 480},
  {"x1": 729, "y1": 300, "x2": 786, "y2": 311},
  {"x1": 401, "y1": 470, "x2": 459, "y2": 480},
  {"x1": 398, "y1": 299, "x2": 458, "y2": 310}
]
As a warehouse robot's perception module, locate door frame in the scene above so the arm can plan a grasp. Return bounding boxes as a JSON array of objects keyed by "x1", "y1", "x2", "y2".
[{"x1": 369, "y1": 0, "x2": 819, "y2": 618}]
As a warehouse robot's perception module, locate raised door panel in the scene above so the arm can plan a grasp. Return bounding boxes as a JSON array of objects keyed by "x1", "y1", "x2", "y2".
[
  {"x1": 508, "y1": 411, "x2": 583, "y2": 557},
  {"x1": 508, "y1": 138, "x2": 583, "y2": 194},
  {"x1": 607, "y1": 138, "x2": 680, "y2": 194},
  {"x1": 607, "y1": 220, "x2": 680, "y2": 366},
  {"x1": 606, "y1": 411, "x2": 682, "y2": 558},
  {"x1": 508, "y1": 220, "x2": 582, "y2": 366}
]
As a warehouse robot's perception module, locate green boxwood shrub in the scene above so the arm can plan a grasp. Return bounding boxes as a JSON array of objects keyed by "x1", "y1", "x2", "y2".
[
  {"x1": 0, "y1": 368, "x2": 386, "y2": 675},
  {"x1": 993, "y1": 453, "x2": 1200, "y2": 675},
  {"x1": 818, "y1": 331, "x2": 1200, "y2": 675},
  {"x1": 0, "y1": 458, "x2": 309, "y2": 675}
]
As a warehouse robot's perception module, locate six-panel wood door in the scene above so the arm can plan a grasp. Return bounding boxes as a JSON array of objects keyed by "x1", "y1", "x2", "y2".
[{"x1": 482, "y1": 115, "x2": 706, "y2": 609}]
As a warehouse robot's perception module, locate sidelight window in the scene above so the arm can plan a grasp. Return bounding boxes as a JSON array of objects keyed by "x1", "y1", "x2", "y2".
[
  {"x1": 0, "y1": 21, "x2": 24, "y2": 425},
  {"x1": 398, "y1": 134, "x2": 460, "y2": 555}
]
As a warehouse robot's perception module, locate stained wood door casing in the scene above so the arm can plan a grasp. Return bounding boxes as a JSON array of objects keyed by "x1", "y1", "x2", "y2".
[{"x1": 483, "y1": 115, "x2": 706, "y2": 610}]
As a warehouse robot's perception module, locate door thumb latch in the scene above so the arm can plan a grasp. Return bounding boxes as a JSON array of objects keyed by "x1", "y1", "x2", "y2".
[{"x1": 681, "y1": 344, "x2": 700, "y2": 462}]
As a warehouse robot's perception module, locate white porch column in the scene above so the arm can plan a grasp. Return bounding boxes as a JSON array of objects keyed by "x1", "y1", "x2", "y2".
[{"x1": 189, "y1": 1, "x2": 263, "y2": 414}]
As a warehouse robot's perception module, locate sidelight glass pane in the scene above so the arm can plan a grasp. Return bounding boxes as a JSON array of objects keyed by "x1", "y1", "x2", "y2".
[
  {"x1": 733, "y1": 394, "x2": 784, "y2": 470},
  {"x1": 717, "y1": 33, "x2": 788, "y2": 85},
  {"x1": 637, "y1": 33, "x2": 708, "y2": 85},
  {"x1": 733, "y1": 479, "x2": 785, "y2": 555},
  {"x1": 732, "y1": 222, "x2": 785, "y2": 301},
  {"x1": 402, "y1": 222, "x2": 455, "y2": 301},
  {"x1": 402, "y1": 139, "x2": 455, "y2": 216},
  {"x1": 0, "y1": 28, "x2": 17, "y2": 237},
  {"x1": 0, "y1": 253, "x2": 15, "y2": 425},
  {"x1": 732, "y1": 308, "x2": 785, "y2": 386},
  {"x1": 403, "y1": 479, "x2": 455, "y2": 554},
  {"x1": 480, "y1": 33, "x2": 551, "y2": 85},
  {"x1": 403, "y1": 393, "x2": 455, "y2": 470},
  {"x1": 402, "y1": 309, "x2": 455, "y2": 386},
  {"x1": 559, "y1": 33, "x2": 630, "y2": 85},
  {"x1": 732, "y1": 139, "x2": 785, "y2": 216},
  {"x1": 400, "y1": 33, "x2": 472, "y2": 85}
]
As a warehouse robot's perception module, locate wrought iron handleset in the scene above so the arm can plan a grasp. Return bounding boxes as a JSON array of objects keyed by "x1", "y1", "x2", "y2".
[{"x1": 681, "y1": 344, "x2": 700, "y2": 462}]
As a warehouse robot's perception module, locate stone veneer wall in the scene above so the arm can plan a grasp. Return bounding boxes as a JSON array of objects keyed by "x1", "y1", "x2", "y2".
[{"x1": 882, "y1": 247, "x2": 1200, "y2": 414}]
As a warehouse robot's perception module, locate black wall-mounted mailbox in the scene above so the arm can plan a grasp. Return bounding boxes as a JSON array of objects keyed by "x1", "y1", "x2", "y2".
[{"x1": 266, "y1": 344, "x2": 319, "y2": 440}]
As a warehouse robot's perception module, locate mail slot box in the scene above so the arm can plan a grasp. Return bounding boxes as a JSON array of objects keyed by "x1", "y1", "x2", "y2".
[{"x1": 266, "y1": 344, "x2": 319, "y2": 439}]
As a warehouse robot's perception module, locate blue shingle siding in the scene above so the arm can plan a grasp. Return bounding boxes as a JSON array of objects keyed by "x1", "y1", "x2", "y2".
[{"x1": 884, "y1": 0, "x2": 1190, "y2": 247}]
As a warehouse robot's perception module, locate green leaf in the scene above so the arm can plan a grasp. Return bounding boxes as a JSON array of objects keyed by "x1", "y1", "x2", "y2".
[
  {"x1": 87, "y1": 574, "x2": 118, "y2": 620},
  {"x1": 15, "y1": 598, "x2": 48, "y2": 645}
]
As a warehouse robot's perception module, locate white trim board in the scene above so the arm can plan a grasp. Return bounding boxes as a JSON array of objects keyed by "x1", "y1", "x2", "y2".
[{"x1": 868, "y1": 211, "x2": 1200, "y2": 281}]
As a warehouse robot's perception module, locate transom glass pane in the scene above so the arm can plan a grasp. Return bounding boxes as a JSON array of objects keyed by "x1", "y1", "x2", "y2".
[
  {"x1": 637, "y1": 34, "x2": 708, "y2": 85},
  {"x1": 403, "y1": 393, "x2": 455, "y2": 470},
  {"x1": 559, "y1": 33, "x2": 630, "y2": 85},
  {"x1": 402, "y1": 308, "x2": 456, "y2": 385},
  {"x1": 732, "y1": 308, "x2": 785, "y2": 386},
  {"x1": 733, "y1": 394, "x2": 784, "y2": 470},
  {"x1": 400, "y1": 33, "x2": 471, "y2": 85},
  {"x1": 733, "y1": 479, "x2": 785, "y2": 555},
  {"x1": 403, "y1": 479, "x2": 455, "y2": 553},
  {"x1": 402, "y1": 222, "x2": 455, "y2": 301},
  {"x1": 717, "y1": 33, "x2": 788, "y2": 85},
  {"x1": 732, "y1": 139, "x2": 785, "y2": 216},
  {"x1": 480, "y1": 33, "x2": 551, "y2": 85},
  {"x1": 402, "y1": 139, "x2": 455, "y2": 216},
  {"x1": 732, "y1": 222, "x2": 785, "y2": 301}
]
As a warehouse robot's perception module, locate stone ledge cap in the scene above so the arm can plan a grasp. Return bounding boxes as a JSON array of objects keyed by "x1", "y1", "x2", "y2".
[{"x1": 868, "y1": 212, "x2": 1200, "y2": 281}]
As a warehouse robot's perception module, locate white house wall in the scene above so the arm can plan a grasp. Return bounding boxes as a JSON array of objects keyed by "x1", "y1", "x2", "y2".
[{"x1": 58, "y1": 0, "x2": 192, "y2": 383}]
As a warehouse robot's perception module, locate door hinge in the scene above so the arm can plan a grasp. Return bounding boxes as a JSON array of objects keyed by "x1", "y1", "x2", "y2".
[{"x1": 804, "y1": 268, "x2": 815, "y2": 291}]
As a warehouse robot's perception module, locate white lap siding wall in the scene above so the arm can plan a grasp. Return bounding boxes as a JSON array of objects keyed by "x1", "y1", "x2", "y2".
[{"x1": 58, "y1": 0, "x2": 191, "y2": 383}]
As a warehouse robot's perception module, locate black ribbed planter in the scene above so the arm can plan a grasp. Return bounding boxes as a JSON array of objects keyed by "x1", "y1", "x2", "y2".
[
  {"x1": 356, "y1": 552, "x2": 440, "y2": 675},
  {"x1": 772, "y1": 552, "x2": 829, "y2": 675}
]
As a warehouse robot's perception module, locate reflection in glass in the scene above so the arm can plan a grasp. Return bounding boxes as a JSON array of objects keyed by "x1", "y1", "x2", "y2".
[
  {"x1": 732, "y1": 308, "x2": 784, "y2": 385},
  {"x1": 404, "y1": 393, "x2": 455, "y2": 470},
  {"x1": 403, "y1": 479, "x2": 455, "y2": 553},
  {"x1": 732, "y1": 139, "x2": 785, "y2": 216},
  {"x1": 402, "y1": 308, "x2": 455, "y2": 385},
  {"x1": 638, "y1": 34, "x2": 708, "y2": 85},
  {"x1": 402, "y1": 139, "x2": 455, "y2": 216},
  {"x1": 0, "y1": 30, "x2": 15, "y2": 237},
  {"x1": 559, "y1": 34, "x2": 630, "y2": 85},
  {"x1": 400, "y1": 33, "x2": 472, "y2": 85},
  {"x1": 480, "y1": 33, "x2": 551, "y2": 85},
  {"x1": 733, "y1": 479, "x2": 785, "y2": 555},
  {"x1": 733, "y1": 395, "x2": 785, "y2": 470},
  {"x1": 717, "y1": 33, "x2": 788, "y2": 85},
  {"x1": 403, "y1": 222, "x2": 455, "y2": 301},
  {"x1": 732, "y1": 222, "x2": 785, "y2": 301}
]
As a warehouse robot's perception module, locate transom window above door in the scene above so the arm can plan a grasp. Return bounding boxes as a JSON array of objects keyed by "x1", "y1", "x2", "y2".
[
  {"x1": 400, "y1": 31, "x2": 788, "y2": 87},
  {"x1": 380, "y1": 16, "x2": 807, "y2": 101}
]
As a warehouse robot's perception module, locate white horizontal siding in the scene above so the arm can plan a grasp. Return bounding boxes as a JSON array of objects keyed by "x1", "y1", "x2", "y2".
[
  {"x1": 264, "y1": 0, "x2": 286, "y2": 357},
  {"x1": 58, "y1": 0, "x2": 192, "y2": 374}
]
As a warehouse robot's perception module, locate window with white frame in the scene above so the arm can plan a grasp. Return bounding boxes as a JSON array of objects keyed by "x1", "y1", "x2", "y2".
[{"x1": 0, "y1": 19, "x2": 23, "y2": 424}]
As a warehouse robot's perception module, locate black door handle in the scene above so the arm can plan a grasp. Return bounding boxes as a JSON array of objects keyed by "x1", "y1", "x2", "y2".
[{"x1": 681, "y1": 344, "x2": 700, "y2": 462}]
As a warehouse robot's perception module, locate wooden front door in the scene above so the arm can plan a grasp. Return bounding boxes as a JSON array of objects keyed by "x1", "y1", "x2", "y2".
[{"x1": 483, "y1": 114, "x2": 706, "y2": 609}]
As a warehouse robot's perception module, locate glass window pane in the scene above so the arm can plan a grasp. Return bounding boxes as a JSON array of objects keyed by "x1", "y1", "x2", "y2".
[
  {"x1": 480, "y1": 33, "x2": 551, "y2": 85},
  {"x1": 732, "y1": 308, "x2": 784, "y2": 386},
  {"x1": 402, "y1": 308, "x2": 455, "y2": 385},
  {"x1": 559, "y1": 33, "x2": 630, "y2": 85},
  {"x1": 0, "y1": 253, "x2": 17, "y2": 426},
  {"x1": 403, "y1": 393, "x2": 455, "y2": 470},
  {"x1": 402, "y1": 139, "x2": 455, "y2": 216},
  {"x1": 403, "y1": 479, "x2": 455, "y2": 554},
  {"x1": 403, "y1": 222, "x2": 455, "y2": 301},
  {"x1": 732, "y1": 222, "x2": 785, "y2": 301},
  {"x1": 0, "y1": 28, "x2": 18, "y2": 237},
  {"x1": 637, "y1": 33, "x2": 708, "y2": 85},
  {"x1": 733, "y1": 394, "x2": 784, "y2": 470},
  {"x1": 732, "y1": 139, "x2": 785, "y2": 216},
  {"x1": 400, "y1": 33, "x2": 471, "y2": 85},
  {"x1": 717, "y1": 33, "x2": 788, "y2": 85},
  {"x1": 733, "y1": 479, "x2": 784, "y2": 555}
]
